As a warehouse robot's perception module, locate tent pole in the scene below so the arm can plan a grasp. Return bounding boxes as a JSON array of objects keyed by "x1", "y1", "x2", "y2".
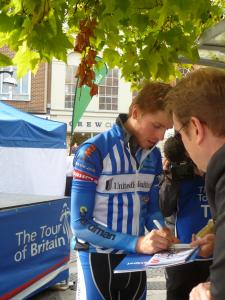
[{"x1": 70, "y1": 77, "x2": 80, "y2": 155}]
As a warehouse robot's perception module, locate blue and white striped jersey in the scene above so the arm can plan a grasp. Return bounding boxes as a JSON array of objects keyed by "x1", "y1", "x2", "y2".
[{"x1": 71, "y1": 119, "x2": 164, "y2": 254}]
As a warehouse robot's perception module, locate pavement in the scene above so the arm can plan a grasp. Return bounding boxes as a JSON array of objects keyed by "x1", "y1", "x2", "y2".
[{"x1": 31, "y1": 251, "x2": 167, "y2": 300}]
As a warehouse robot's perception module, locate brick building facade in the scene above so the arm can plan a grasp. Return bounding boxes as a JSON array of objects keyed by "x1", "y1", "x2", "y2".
[{"x1": 0, "y1": 46, "x2": 49, "y2": 114}]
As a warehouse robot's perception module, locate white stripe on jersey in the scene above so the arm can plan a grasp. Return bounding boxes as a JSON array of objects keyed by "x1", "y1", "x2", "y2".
[
  {"x1": 103, "y1": 152, "x2": 112, "y2": 173},
  {"x1": 93, "y1": 194, "x2": 108, "y2": 226},
  {"x1": 112, "y1": 194, "x2": 118, "y2": 231},
  {"x1": 113, "y1": 144, "x2": 121, "y2": 172},
  {"x1": 132, "y1": 191, "x2": 140, "y2": 236},
  {"x1": 120, "y1": 140, "x2": 129, "y2": 172},
  {"x1": 122, "y1": 194, "x2": 128, "y2": 233},
  {"x1": 103, "y1": 140, "x2": 137, "y2": 174}
]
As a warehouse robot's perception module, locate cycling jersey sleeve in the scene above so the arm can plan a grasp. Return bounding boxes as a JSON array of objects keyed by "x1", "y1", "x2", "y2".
[{"x1": 70, "y1": 144, "x2": 139, "y2": 253}]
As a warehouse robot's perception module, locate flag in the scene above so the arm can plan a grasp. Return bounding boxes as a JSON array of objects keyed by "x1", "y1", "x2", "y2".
[{"x1": 71, "y1": 57, "x2": 108, "y2": 133}]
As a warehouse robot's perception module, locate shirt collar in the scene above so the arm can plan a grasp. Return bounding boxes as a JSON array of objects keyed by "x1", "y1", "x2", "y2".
[
  {"x1": 116, "y1": 114, "x2": 139, "y2": 157},
  {"x1": 116, "y1": 114, "x2": 132, "y2": 145}
]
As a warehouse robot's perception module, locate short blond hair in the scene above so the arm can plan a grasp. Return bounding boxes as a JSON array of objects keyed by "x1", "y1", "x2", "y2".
[
  {"x1": 129, "y1": 82, "x2": 172, "y2": 116},
  {"x1": 166, "y1": 68, "x2": 225, "y2": 136}
]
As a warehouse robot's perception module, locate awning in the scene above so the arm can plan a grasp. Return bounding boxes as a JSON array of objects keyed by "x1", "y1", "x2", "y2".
[{"x1": 180, "y1": 19, "x2": 225, "y2": 69}]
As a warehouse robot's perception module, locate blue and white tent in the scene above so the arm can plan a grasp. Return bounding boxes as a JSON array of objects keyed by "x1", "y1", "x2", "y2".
[{"x1": 0, "y1": 101, "x2": 67, "y2": 196}]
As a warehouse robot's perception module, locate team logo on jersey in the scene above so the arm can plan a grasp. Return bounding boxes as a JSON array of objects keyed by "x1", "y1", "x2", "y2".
[
  {"x1": 80, "y1": 206, "x2": 87, "y2": 214},
  {"x1": 80, "y1": 206, "x2": 88, "y2": 224},
  {"x1": 104, "y1": 178, "x2": 151, "y2": 191},
  {"x1": 105, "y1": 178, "x2": 113, "y2": 191},
  {"x1": 73, "y1": 170, "x2": 97, "y2": 183},
  {"x1": 97, "y1": 174, "x2": 155, "y2": 194},
  {"x1": 75, "y1": 161, "x2": 96, "y2": 173},
  {"x1": 84, "y1": 144, "x2": 96, "y2": 157}
]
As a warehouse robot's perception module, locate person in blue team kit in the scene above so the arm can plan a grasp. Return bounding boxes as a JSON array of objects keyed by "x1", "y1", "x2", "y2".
[
  {"x1": 159, "y1": 136, "x2": 212, "y2": 300},
  {"x1": 71, "y1": 82, "x2": 176, "y2": 300}
]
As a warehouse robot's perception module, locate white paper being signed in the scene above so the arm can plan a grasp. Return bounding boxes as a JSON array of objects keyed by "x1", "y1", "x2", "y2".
[{"x1": 145, "y1": 248, "x2": 197, "y2": 267}]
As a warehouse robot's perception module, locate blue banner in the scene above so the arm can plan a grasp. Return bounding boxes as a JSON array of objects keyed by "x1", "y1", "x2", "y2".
[{"x1": 0, "y1": 198, "x2": 71, "y2": 299}]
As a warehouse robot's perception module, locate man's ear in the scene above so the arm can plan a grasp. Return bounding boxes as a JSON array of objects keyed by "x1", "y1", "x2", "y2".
[
  {"x1": 131, "y1": 104, "x2": 140, "y2": 120},
  {"x1": 190, "y1": 117, "x2": 205, "y2": 144}
]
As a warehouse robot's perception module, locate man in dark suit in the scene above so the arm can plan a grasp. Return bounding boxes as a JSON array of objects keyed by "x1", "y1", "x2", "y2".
[{"x1": 166, "y1": 67, "x2": 225, "y2": 300}]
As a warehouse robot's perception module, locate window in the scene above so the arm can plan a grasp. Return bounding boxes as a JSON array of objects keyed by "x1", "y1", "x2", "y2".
[
  {"x1": 65, "y1": 65, "x2": 78, "y2": 109},
  {"x1": 0, "y1": 67, "x2": 30, "y2": 101},
  {"x1": 99, "y1": 69, "x2": 118, "y2": 111}
]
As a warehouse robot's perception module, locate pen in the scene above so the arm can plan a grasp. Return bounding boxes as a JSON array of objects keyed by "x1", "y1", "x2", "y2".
[
  {"x1": 169, "y1": 243, "x2": 194, "y2": 250},
  {"x1": 153, "y1": 219, "x2": 163, "y2": 230}
]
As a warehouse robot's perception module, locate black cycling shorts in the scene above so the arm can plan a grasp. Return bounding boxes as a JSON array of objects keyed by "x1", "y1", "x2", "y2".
[{"x1": 76, "y1": 251, "x2": 147, "y2": 300}]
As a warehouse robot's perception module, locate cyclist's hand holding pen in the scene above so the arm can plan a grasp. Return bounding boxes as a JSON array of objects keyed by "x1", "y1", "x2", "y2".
[{"x1": 135, "y1": 220, "x2": 179, "y2": 255}]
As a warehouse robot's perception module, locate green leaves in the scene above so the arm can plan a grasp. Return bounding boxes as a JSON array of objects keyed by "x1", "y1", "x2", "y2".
[
  {"x1": 0, "y1": 0, "x2": 74, "y2": 76},
  {"x1": 0, "y1": 53, "x2": 13, "y2": 66},
  {"x1": 0, "y1": 13, "x2": 16, "y2": 32},
  {"x1": 13, "y1": 42, "x2": 40, "y2": 77},
  {"x1": 103, "y1": 49, "x2": 121, "y2": 68},
  {"x1": 115, "y1": 0, "x2": 131, "y2": 13},
  {"x1": 0, "y1": 0, "x2": 224, "y2": 83}
]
